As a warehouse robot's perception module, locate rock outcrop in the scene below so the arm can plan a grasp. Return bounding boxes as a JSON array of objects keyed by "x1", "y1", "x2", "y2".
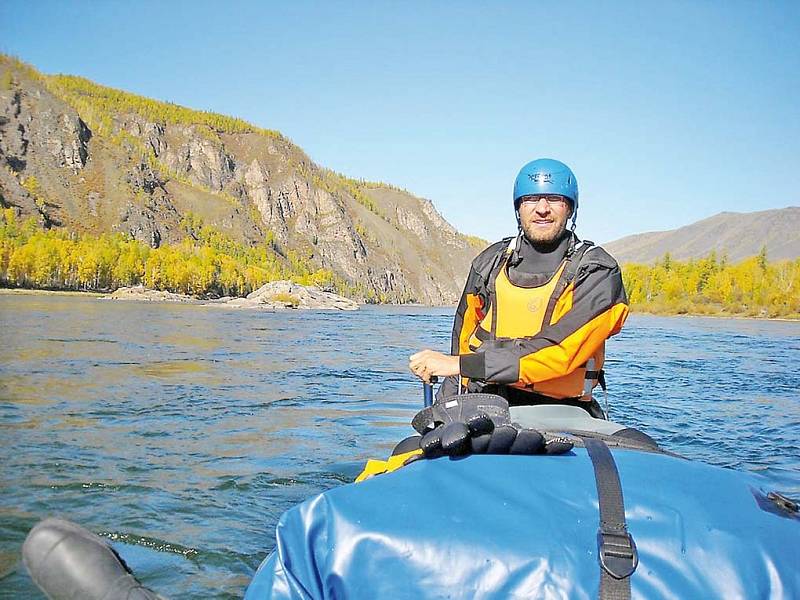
[
  {"x1": 108, "y1": 286, "x2": 199, "y2": 303},
  {"x1": 225, "y1": 280, "x2": 359, "y2": 310},
  {"x1": 107, "y1": 281, "x2": 358, "y2": 310}
]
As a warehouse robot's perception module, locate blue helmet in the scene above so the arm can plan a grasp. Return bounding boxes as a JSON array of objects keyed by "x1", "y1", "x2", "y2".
[{"x1": 513, "y1": 158, "x2": 579, "y2": 223}]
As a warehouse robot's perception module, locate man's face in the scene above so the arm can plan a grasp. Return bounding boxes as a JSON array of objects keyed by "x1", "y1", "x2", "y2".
[{"x1": 517, "y1": 195, "x2": 573, "y2": 244}]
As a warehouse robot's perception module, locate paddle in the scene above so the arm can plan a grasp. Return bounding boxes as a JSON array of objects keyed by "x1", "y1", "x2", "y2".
[{"x1": 423, "y1": 375, "x2": 438, "y2": 407}]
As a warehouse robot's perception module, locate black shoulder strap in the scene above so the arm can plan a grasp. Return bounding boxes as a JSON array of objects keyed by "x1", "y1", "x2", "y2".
[
  {"x1": 542, "y1": 238, "x2": 594, "y2": 326},
  {"x1": 480, "y1": 238, "x2": 514, "y2": 338},
  {"x1": 581, "y1": 437, "x2": 638, "y2": 600},
  {"x1": 477, "y1": 237, "x2": 514, "y2": 290}
]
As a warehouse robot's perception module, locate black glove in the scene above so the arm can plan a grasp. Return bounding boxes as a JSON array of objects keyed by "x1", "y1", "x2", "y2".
[{"x1": 407, "y1": 393, "x2": 573, "y2": 459}]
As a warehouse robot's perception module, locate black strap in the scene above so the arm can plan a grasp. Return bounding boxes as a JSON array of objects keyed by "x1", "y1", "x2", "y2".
[
  {"x1": 486, "y1": 240, "x2": 514, "y2": 337},
  {"x1": 476, "y1": 238, "x2": 514, "y2": 301},
  {"x1": 582, "y1": 438, "x2": 638, "y2": 600},
  {"x1": 542, "y1": 238, "x2": 593, "y2": 326},
  {"x1": 584, "y1": 369, "x2": 606, "y2": 389}
]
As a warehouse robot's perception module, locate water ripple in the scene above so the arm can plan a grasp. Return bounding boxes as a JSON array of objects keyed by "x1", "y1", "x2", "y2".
[{"x1": 0, "y1": 299, "x2": 798, "y2": 598}]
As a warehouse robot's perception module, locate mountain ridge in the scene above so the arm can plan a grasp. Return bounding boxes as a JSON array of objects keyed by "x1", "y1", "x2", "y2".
[
  {"x1": 0, "y1": 56, "x2": 484, "y2": 303},
  {"x1": 605, "y1": 207, "x2": 800, "y2": 264}
]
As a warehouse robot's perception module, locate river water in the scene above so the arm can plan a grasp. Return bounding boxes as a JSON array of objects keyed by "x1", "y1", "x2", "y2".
[{"x1": 1, "y1": 294, "x2": 798, "y2": 598}]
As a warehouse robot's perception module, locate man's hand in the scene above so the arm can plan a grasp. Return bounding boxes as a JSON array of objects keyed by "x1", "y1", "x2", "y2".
[{"x1": 409, "y1": 350, "x2": 460, "y2": 383}]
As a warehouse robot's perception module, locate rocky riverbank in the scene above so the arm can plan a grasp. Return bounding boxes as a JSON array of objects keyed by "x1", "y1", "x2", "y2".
[
  {"x1": 107, "y1": 286, "x2": 200, "y2": 304},
  {"x1": 107, "y1": 280, "x2": 359, "y2": 311}
]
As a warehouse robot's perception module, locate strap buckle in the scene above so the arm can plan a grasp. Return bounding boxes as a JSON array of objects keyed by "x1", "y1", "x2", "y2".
[{"x1": 597, "y1": 527, "x2": 638, "y2": 579}]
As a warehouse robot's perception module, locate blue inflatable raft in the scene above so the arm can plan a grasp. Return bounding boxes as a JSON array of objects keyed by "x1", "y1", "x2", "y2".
[
  {"x1": 20, "y1": 404, "x2": 800, "y2": 599},
  {"x1": 245, "y1": 405, "x2": 800, "y2": 599}
]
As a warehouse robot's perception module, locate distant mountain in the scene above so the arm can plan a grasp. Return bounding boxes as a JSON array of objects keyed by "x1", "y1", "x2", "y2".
[
  {"x1": 0, "y1": 55, "x2": 483, "y2": 303},
  {"x1": 605, "y1": 207, "x2": 800, "y2": 264}
]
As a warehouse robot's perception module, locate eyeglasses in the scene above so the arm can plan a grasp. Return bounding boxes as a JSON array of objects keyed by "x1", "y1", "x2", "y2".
[{"x1": 519, "y1": 195, "x2": 568, "y2": 207}]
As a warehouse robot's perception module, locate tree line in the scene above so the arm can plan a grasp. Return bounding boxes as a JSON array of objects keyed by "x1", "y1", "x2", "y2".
[
  {"x1": 45, "y1": 73, "x2": 283, "y2": 139},
  {"x1": 622, "y1": 249, "x2": 800, "y2": 318},
  {"x1": 4, "y1": 206, "x2": 798, "y2": 315},
  {"x1": 0, "y1": 209, "x2": 338, "y2": 298}
]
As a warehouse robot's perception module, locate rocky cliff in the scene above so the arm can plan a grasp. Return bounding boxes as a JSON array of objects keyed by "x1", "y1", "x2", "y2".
[{"x1": 0, "y1": 56, "x2": 483, "y2": 303}]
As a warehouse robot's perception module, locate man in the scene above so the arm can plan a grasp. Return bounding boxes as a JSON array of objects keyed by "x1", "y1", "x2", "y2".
[{"x1": 409, "y1": 158, "x2": 628, "y2": 417}]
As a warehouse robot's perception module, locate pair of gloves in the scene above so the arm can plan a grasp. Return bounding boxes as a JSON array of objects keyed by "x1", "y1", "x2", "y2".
[{"x1": 395, "y1": 393, "x2": 573, "y2": 459}]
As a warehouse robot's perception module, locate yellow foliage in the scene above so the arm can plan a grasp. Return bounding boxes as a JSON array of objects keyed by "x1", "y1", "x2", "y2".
[
  {"x1": 462, "y1": 234, "x2": 489, "y2": 250},
  {"x1": 44, "y1": 74, "x2": 282, "y2": 139},
  {"x1": 22, "y1": 176, "x2": 47, "y2": 209},
  {"x1": 313, "y1": 169, "x2": 386, "y2": 217},
  {"x1": 1, "y1": 69, "x2": 13, "y2": 91},
  {"x1": 623, "y1": 252, "x2": 800, "y2": 318},
  {"x1": 0, "y1": 55, "x2": 43, "y2": 84},
  {"x1": 0, "y1": 212, "x2": 362, "y2": 299}
]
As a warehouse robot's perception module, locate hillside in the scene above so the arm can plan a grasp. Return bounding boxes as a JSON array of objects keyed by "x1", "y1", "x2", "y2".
[
  {"x1": 0, "y1": 56, "x2": 484, "y2": 303},
  {"x1": 605, "y1": 207, "x2": 800, "y2": 264}
]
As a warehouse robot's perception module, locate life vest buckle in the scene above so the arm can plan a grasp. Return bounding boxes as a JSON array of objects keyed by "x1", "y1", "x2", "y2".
[{"x1": 597, "y1": 527, "x2": 638, "y2": 579}]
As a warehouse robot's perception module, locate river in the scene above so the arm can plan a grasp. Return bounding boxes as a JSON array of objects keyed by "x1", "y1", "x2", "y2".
[{"x1": 1, "y1": 294, "x2": 798, "y2": 598}]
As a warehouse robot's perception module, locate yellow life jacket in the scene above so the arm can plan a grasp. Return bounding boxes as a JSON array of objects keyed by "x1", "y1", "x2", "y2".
[{"x1": 466, "y1": 243, "x2": 604, "y2": 401}]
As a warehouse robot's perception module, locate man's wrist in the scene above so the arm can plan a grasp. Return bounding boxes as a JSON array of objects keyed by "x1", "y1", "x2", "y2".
[{"x1": 459, "y1": 353, "x2": 486, "y2": 380}]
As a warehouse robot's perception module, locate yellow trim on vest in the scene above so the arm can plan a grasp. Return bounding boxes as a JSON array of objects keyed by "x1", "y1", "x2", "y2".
[
  {"x1": 355, "y1": 449, "x2": 423, "y2": 482},
  {"x1": 459, "y1": 293, "x2": 484, "y2": 354}
]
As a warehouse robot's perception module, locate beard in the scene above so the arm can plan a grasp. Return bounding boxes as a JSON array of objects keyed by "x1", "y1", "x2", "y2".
[{"x1": 520, "y1": 217, "x2": 568, "y2": 245}]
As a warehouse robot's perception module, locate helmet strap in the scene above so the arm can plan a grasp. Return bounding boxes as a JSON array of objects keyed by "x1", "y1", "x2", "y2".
[
  {"x1": 508, "y1": 226, "x2": 524, "y2": 267},
  {"x1": 566, "y1": 230, "x2": 578, "y2": 257}
]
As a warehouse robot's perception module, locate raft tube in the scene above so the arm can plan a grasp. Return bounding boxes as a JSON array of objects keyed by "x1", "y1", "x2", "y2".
[{"x1": 245, "y1": 406, "x2": 800, "y2": 599}]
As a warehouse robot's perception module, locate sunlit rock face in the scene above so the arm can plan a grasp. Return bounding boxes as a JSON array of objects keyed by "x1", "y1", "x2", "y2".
[{"x1": 0, "y1": 58, "x2": 483, "y2": 304}]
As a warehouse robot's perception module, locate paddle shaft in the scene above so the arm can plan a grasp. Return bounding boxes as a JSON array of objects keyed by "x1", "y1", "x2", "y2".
[{"x1": 423, "y1": 376, "x2": 438, "y2": 407}]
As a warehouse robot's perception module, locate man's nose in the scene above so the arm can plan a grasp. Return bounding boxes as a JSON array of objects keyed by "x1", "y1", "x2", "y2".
[{"x1": 533, "y1": 198, "x2": 551, "y2": 214}]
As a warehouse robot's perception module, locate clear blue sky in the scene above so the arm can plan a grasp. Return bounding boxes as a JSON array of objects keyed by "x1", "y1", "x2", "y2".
[{"x1": 2, "y1": 1, "x2": 798, "y2": 244}]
